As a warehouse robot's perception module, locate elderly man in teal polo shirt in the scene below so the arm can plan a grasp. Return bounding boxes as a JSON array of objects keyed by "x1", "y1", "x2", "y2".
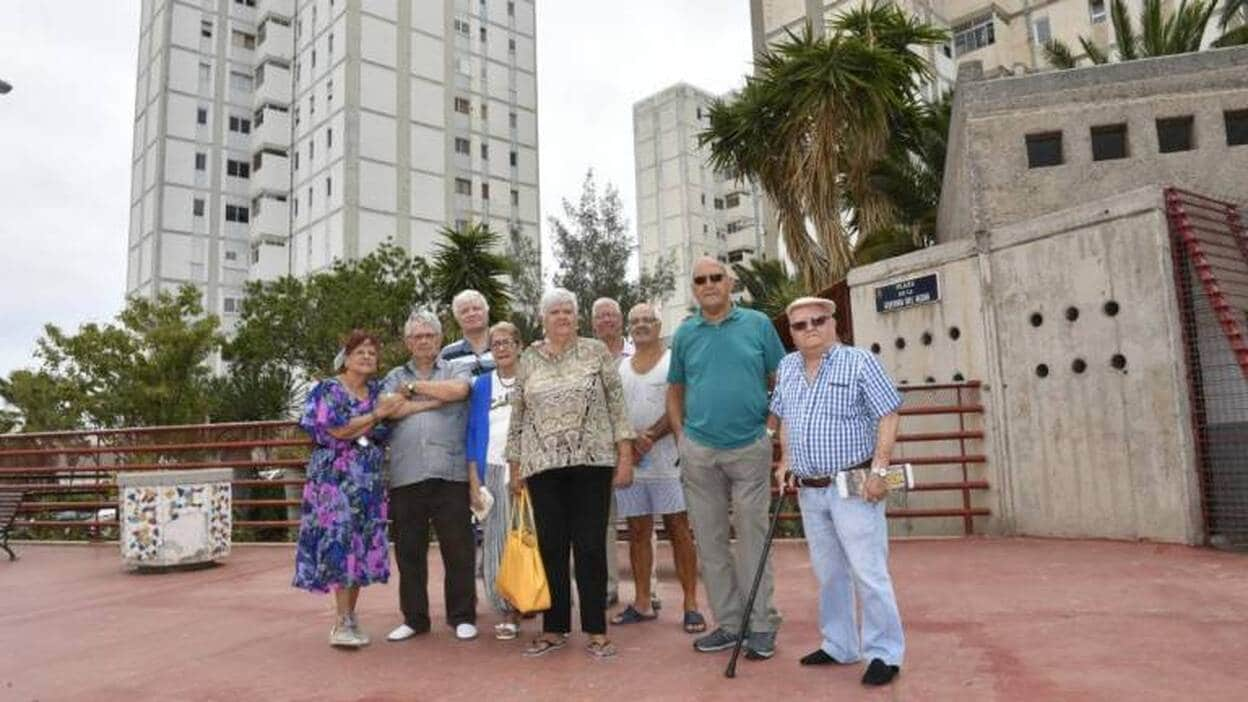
[{"x1": 666, "y1": 256, "x2": 787, "y2": 660}]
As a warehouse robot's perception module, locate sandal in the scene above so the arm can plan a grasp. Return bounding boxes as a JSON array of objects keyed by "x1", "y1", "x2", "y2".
[
  {"x1": 587, "y1": 639, "x2": 617, "y2": 658},
  {"x1": 682, "y1": 610, "x2": 707, "y2": 634},
  {"x1": 610, "y1": 604, "x2": 657, "y2": 625},
  {"x1": 494, "y1": 622, "x2": 519, "y2": 641},
  {"x1": 523, "y1": 634, "x2": 568, "y2": 657}
]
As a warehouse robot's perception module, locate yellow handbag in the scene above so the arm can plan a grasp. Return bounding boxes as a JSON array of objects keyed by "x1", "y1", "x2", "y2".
[{"x1": 495, "y1": 487, "x2": 551, "y2": 613}]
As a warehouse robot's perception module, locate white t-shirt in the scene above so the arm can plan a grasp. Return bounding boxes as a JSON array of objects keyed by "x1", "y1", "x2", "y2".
[
  {"x1": 619, "y1": 350, "x2": 679, "y2": 480},
  {"x1": 486, "y1": 370, "x2": 516, "y2": 476}
]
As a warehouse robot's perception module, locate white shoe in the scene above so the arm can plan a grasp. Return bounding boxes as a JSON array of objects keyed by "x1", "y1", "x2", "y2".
[
  {"x1": 387, "y1": 624, "x2": 419, "y2": 642},
  {"x1": 455, "y1": 623, "x2": 479, "y2": 640},
  {"x1": 329, "y1": 625, "x2": 362, "y2": 648}
]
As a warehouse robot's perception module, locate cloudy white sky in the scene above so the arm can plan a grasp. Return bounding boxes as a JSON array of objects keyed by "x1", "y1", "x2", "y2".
[{"x1": 0, "y1": 1, "x2": 754, "y2": 378}]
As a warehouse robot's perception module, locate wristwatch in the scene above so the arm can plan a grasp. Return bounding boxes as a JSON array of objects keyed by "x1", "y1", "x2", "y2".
[{"x1": 870, "y1": 464, "x2": 888, "y2": 478}]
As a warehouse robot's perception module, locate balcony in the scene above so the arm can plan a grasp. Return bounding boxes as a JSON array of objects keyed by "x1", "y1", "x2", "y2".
[
  {"x1": 256, "y1": 0, "x2": 294, "y2": 19},
  {"x1": 256, "y1": 18, "x2": 292, "y2": 63},
  {"x1": 252, "y1": 106, "x2": 290, "y2": 151},
  {"x1": 249, "y1": 151, "x2": 289, "y2": 196},
  {"x1": 249, "y1": 194, "x2": 289, "y2": 242},
  {"x1": 252, "y1": 61, "x2": 291, "y2": 108},
  {"x1": 249, "y1": 240, "x2": 288, "y2": 281}
]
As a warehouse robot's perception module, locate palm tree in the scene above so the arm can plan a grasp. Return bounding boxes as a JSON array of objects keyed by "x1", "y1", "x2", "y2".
[
  {"x1": 1043, "y1": 0, "x2": 1245, "y2": 69},
  {"x1": 430, "y1": 222, "x2": 514, "y2": 326},
  {"x1": 701, "y1": 2, "x2": 947, "y2": 292},
  {"x1": 732, "y1": 258, "x2": 805, "y2": 320}
]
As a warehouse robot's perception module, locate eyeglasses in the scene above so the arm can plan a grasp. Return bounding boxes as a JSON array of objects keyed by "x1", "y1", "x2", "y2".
[
  {"x1": 789, "y1": 315, "x2": 830, "y2": 332},
  {"x1": 489, "y1": 339, "x2": 516, "y2": 349},
  {"x1": 693, "y1": 273, "x2": 725, "y2": 286}
]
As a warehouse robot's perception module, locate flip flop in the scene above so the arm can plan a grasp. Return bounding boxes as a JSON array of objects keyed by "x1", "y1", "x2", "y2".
[
  {"x1": 587, "y1": 639, "x2": 618, "y2": 658},
  {"x1": 522, "y1": 635, "x2": 568, "y2": 657},
  {"x1": 610, "y1": 605, "x2": 658, "y2": 625},
  {"x1": 682, "y1": 610, "x2": 707, "y2": 634}
]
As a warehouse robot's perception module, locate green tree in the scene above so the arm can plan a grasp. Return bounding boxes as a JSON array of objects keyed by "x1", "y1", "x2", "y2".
[
  {"x1": 430, "y1": 222, "x2": 515, "y2": 329},
  {"x1": 701, "y1": 2, "x2": 947, "y2": 291},
  {"x1": 732, "y1": 258, "x2": 805, "y2": 320},
  {"x1": 550, "y1": 170, "x2": 676, "y2": 332},
  {"x1": 227, "y1": 240, "x2": 435, "y2": 382},
  {"x1": 506, "y1": 227, "x2": 545, "y2": 342},
  {"x1": 0, "y1": 286, "x2": 222, "y2": 431},
  {"x1": 1044, "y1": 0, "x2": 1246, "y2": 69}
]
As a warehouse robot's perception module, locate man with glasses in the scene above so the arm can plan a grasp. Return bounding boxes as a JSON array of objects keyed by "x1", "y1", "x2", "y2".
[
  {"x1": 666, "y1": 257, "x2": 786, "y2": 660},
  {"x1": 610, "y1": 303, "x2": 706, "y2": 634},
  {"x1": 769, "y1": 297, "x2": 905, "y2": 687}
]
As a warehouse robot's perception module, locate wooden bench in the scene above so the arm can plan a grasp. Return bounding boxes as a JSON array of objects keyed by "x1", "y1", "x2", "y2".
[{"x1": 0, "y1": 491, "x2": 22, "y2": 561}]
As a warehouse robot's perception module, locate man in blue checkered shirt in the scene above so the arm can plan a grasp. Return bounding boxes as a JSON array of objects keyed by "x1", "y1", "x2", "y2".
[{"x1": 769, "y1": 296, "x2": 905, "y2": 687}]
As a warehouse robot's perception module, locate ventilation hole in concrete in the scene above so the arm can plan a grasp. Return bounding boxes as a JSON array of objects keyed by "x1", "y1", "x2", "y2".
[
  {"x1": 1111, "y1": 354, "x2": 1127, "y2": 370},
  {"x1": 1072, "y1": 358, "x2": 1087, "y2": 373},
  {"x1": 895, "y1": 337, "x2": 906, "y2": 350},
  {"x1": 1065, "y1": 306, "x2": 1080, "y2": 322},
  {"x1": 953, "y1": 372, "x2": 965, "y2": 382},
  {"x1": 899, "y1": 379, "x2": 910, "y2": 385},
  {"x1": 924, "y1": 376, "x2": 936, "y2": 384},
  {"x1": 949, "y1": 326, "x2": 961, "y2": 340},
  {"x1": 1035, "y1": 364, "x2": 1049, "y2": 378},
  {"x1": 1104, "y1": 300, "x2": 1120, "y2": 317},
  {"x1": 921, "y1": 331, "x2": 933, "y2": 345},
  {"x1": 870, "y1": 343, "x2": 881, "y2": 354},
  {"x1": 1030, "y1": 312, "x2": 1044, "y2": 327}
]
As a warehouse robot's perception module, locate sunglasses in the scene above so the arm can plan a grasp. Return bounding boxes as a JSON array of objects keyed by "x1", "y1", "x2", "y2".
[
  {"x1": 789, "y1": 315, "x2": 830, "y2": 332},
  {"x1": 693, "y1": 273, "x2": 726, "y2": 286}
]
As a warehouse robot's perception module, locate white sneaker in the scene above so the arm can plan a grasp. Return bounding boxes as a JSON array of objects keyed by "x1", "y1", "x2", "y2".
[
  {"x1": 455, "y1": 623, "x2": 479, "y2": 640},
  {"x1": 329, "y1": 625, "x2": 362, "y2": 648},
  {"x1": 387, "y1": 624, "x2": 419, "y2": 642}
]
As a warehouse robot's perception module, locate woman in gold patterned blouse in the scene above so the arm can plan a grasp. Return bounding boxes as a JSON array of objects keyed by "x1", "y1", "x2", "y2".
[{"x1": 505, "y1": 287, "x2": 636, "y2": 658}]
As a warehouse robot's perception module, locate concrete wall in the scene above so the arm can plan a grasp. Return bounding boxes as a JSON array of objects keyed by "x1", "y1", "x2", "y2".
[
  {"x1": 939, "y1": 46, "x2": 1248, "y2": 241},
  {"x1": 850, "y1": 188, "x2": 1205, "y2": 543}
]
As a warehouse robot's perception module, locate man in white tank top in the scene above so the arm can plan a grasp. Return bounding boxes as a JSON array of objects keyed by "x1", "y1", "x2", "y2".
[{"x1": 609, "y1": 303, "x2": 706, "y2": 634}]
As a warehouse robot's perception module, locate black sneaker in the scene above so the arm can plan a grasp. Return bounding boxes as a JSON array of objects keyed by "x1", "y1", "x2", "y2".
[
  {"x1": 693, "y1": 627, "x2": 739, "y2": 653},
  {"x1": 799, "y1": 649, "x2": 841, "y2": 666},
  {"x1": 861, "y1": 658, "x2": 900, "y2": 686},
  {"x1": 743, "y1": 630, "x2": 776, "y2": 660}
]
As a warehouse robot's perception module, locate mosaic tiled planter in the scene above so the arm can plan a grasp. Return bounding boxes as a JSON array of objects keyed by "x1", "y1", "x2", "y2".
[{"x1": 117, "y1": 469, "x2": 232, "y2": 568}]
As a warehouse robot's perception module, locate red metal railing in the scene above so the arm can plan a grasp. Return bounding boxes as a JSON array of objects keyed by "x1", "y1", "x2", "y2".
[{"x1": 0, "y1": 382, "x2": 990, "y2": 539}]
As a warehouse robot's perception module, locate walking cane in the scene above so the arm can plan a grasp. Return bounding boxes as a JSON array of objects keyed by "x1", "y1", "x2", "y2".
[{"x1": 725, "y1": 481, "x2": 789, "y2": 679}]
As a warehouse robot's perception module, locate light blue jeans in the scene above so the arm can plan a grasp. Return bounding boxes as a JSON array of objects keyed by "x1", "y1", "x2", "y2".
[{"x1": 797, "y1": 484, "x2": 904, "y2": 666}]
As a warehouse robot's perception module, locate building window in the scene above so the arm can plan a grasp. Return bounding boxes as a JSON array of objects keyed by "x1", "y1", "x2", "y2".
[
  {"x1": 309, "y1": 94, "x2": 315, "y2": 115},
  {"x1": 231, "y1": 30, "x2": 256, "y2": 50},
  {"x1": 480, "y1": 26, "x2": 487, "y2": 42},
  {"x1": 235, "y1": 0, "x2": 256, "y2": 6},
  {"x1": 225, "y1": 204, "x2": 250, "y2": 223},
  {"x1": 326, "y1": 78, "x2": 333, "y2": 102},
  {"x1": 511, "y1": 189, "x2": 519, "y2": 205},
  {"x1": 1032, "y1": 17, "x2": 1051, "y2": 45},
  {"x1": 195, "y1": 152, "x2": 207, "y2": 171},
  {"x1": 311, "y1": 49, "x2": 317, "y2": 68},
  {"x1": 224, "y1": 297, "x2": 238, "y2": 313},
  {"x1": 293, "y1": 197, "x2": 299, "y2": 216},
  {"x1": 1089, "y1": 0, "x2": 1108, "y2": 23},
  {"x1": 455, "y1": 137, "x2": 470, "y2": 154},
  {"x1": 482, "y1": 183, "x2": 490, "y2": 199},
  {"x1": 326, "y1": 177, "x2": 332, "y2": 197},
  {"x1": 713, "y1": 197, "x2": 724, "y2": 210},
  {"x1": 225, "y1": 250, "x2": 238, "y2": 261},
  {"x1": 226, "y1": 159, "x2": 251, "y2": 178},
  {"x1": 228, "y1": 115, "x2": 251, "y2": 134},
  {"x1": 294, "y1": 150, "x2": 300, "y2": 169},
  {"x1": 508, "y1": 38, "x2": 516, "y2": 52},
  {"x1": 508, "y1": 1, "x2": 515, "y2": 16},
  {"x1": 454, "y1": 97, "x2": 471, "y2": 114},
  {"x1": 509, "y1": 112, "x2": 517, "y2": 128},
  {"x1": 481, "y1": 143, "x2": 489, "y2": 160},
  {"x1": 455, "y1": 218, "x2": 468, "y2": 231},
  {"x1": 1226, "y1": 109, "x2": 1248, "y2": 146},
  {"x1": 1156, "y1": 116, "x2": 1194, "y2": 153},
  {"x1": 509, "y1": 150, "x2": 517, "y2": 167},
  {"x1": 195, "y1": 107, "x2": 207, "y2": 125},
  {"x1": 328, "y1": 33, "x2": 333, "y2": 53},
  {"x1": 309, "y1": 140, "x2": 315, "y2": 161},
  {"x1": 327, "y1": 127, "x2": 333, "y2": 148},
  {"x1": 308, "y1": 186, "x2": 313, "y2": 208},
  {"x1": 1025, "y1": 132, "x2": 1063, "y2": 168},
  {"x1": 1090, "y1": 124, "x2": 1129, "y2": 161},
  {"x1": 193, "y1": 198, "x2": 205, "y2": 217},
  {"x1": 455, "y1": 178, "x2": 472, "y2": 195},
  {"x1": 201, "y1": 20, "x2": 213, "y2": 38},
  {"x1": 724, "y1": 193, "x2": 741, "y2": 208},
  {"x1": 953, "y1": 14, "x2": 994, "y2": 57},
  {"x1": 454, "y1": 17, "x2": 470, "y2": 36},
  {"x1": 480, "y1": 103, "x2": 488, "y2": 119},
  {"x1": 229, "y1": 70, "x2": 253, "y2": 92}
]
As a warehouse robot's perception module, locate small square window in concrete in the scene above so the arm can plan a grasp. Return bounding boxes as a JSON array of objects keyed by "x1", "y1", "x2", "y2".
[
  {"x1": 1065, "y1": 306, "x2": 1080, "y2": 321},
  {"x1": 1156, "y1": 116, "x2": 1194, "y2": 153},
  {"x1": 1103, "y1": 300, "x2": 1120, "y2": 316},
  {"x1": 1226, "y1": 109, "x2": 1248, "y2": 147},
  {"x1": 1091, "y1": 124, "x2": 1129, "y2": 161},
  {"x1": 1025, "y1": 132, "x2": 1063, "y2": 168}
]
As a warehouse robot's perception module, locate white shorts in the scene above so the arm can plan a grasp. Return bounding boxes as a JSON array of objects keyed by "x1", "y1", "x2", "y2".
[{"x1": 615, "y1": 478, "x2": 686, "y2": 519}]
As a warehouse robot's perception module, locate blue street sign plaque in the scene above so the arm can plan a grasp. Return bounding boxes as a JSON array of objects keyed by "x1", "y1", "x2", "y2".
[{"x1": 875, "y1": 273, "x2": 940, "y2": 313}]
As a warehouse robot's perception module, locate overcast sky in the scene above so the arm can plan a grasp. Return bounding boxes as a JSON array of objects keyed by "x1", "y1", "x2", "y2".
[{"x1": 0, "y1": 1, "x2": 753, "y2": 378}]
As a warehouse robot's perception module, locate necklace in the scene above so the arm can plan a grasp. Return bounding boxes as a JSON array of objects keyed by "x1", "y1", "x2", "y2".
[{"x1": 496, "y1": 373, "x2": 516, "y2": 388}]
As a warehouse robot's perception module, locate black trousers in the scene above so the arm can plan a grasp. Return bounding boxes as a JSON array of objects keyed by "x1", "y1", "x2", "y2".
[
  {"x1": 390, "y1": 479, "x2": 477, "y2": 630},
  {"x1": 526, "y1": 465, "x2": 614, "y2": 635}
]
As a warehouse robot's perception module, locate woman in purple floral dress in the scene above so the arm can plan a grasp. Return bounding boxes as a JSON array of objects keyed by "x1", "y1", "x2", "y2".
[{"x1": 294, "y1": 330, "x2": 406, "y2": 648}]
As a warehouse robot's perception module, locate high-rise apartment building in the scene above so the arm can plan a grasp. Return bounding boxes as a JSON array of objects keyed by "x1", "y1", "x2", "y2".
[
  {"x1": 127, "y1": 0, "x2": 540, "y2": 325},
  {"x1": 633, "y1": 83, "x2": 767, "y2": 333}
]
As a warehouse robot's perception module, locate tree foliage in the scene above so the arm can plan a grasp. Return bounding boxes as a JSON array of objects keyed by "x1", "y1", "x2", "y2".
[
  {"x1": 430, "y1": 222, "x2": 514, "y2": 326},
  {"x1": 550, "y1": 170, "x2": 676, "y2": 332},
  {"x1": 732, "y1": 258, "x2": 805, "y2": 320},
  {"x1": 1044, "y1": 0, "x2": 1245, "y2": 68}
]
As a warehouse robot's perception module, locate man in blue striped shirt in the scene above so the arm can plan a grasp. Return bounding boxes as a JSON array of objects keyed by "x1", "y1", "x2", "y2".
[{"x1": 769, "y1": 296, "x2": 905, "y2": 687}]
